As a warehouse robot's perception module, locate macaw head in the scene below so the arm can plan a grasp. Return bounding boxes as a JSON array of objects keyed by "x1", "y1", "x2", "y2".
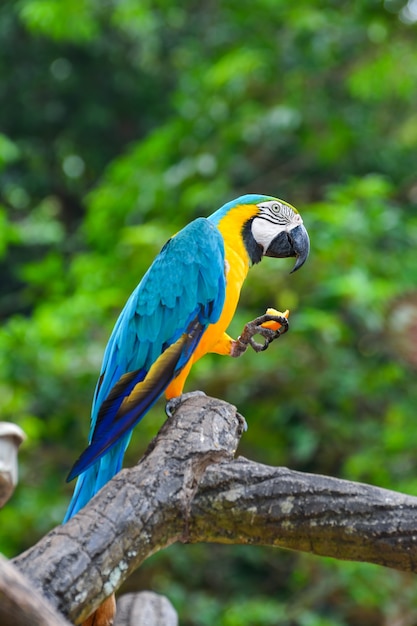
[
  {"x1": 209, "y1": 194, "x2": 310, "y2": 272},
  {"x1": 246, "y1": 197, "x2": 310, "y2": 271}
]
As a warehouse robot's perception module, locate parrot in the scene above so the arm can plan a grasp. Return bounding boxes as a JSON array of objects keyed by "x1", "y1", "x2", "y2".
[{"x1": 64, "y1": 194, "x2": 309, "y2": 522}]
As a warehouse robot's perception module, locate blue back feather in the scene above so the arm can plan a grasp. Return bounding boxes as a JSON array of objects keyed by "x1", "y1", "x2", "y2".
[{"x1": 64, "y1": 217, "x2": 226, "y2": 521}]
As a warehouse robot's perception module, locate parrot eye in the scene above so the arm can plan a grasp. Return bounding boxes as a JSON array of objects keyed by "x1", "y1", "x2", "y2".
[{"x1": 257, "y1": 200, "x2": 296, "y2": 226}]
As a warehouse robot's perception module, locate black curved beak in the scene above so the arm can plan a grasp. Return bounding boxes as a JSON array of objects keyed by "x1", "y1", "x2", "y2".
[{"x1": 264, "y1": 223, "x2": 310, "y2": 273}]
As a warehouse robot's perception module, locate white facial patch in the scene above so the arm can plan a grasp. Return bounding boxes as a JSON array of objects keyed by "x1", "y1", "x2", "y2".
[
  {"x1": 251, "y1": 201, "x2": 303, "y2": 252},
  {"x1": 251, "y1": 217, "x2": 285, "y2": 252}
]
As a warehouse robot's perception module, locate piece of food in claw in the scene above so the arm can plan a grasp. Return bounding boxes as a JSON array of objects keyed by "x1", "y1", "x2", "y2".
[{"x1": 261, "y1": 308, "x2": 290, "y2": 331}]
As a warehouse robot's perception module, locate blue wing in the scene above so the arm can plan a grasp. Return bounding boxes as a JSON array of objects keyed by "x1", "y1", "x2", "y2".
[{"x1": 64, "y1": 218, "x2": 226, "y2": 520}]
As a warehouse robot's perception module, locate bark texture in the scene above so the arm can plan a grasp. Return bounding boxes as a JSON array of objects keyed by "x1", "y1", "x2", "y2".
[
  {"x1": 0, "y1": 554, "x2": 72, "y2": 626},
  {"x1": 8, "y1": 393, "x2": 417, "y2": 624}
]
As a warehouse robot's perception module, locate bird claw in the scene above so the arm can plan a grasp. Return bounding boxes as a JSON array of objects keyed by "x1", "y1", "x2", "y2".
[{"x1": 232, "y1": 313, "x2": 289, "y2": 356}]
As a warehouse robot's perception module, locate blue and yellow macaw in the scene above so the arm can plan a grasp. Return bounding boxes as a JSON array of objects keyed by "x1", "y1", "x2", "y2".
[{"x1": 64, "y1": 194, "x2": 309, "y2": 521}]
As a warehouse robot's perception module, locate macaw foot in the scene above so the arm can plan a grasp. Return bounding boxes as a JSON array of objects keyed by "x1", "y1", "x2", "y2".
[
  {"x1": 165, "y1": 390, "x2": 207, "y2": 418},
  {"x1": 231, "y1": 312, "x2": 289, "y2": 357}
]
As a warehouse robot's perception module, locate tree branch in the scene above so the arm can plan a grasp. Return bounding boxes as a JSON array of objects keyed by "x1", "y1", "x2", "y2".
[
  {"x1": 188, "y1": 458, "x2": 417, "y2": 571},
  {"x1": 0, "y1": 554, "x2": 72, "y2": 626},
  {"x1": 11, "y1": 394, "x2": 417, "y2": 624}
]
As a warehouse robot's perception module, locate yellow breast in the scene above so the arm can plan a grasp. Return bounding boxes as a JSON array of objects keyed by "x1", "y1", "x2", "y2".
[
  {"x1": 165, "y1": 202, "x2": 258, "y2": 398},
  {"x1": 192, "y1": 203, "x2": 258, "y2": 358}
]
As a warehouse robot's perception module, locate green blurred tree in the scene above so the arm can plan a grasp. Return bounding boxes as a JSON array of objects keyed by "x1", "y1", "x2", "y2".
[{"x1": 1, "y1": 0, "x2": 417, "y2": 623}]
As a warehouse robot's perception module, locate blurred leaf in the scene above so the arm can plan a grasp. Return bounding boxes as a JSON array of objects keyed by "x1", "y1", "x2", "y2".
[
  {"x1": 19, "y1": 0, "x2": 99, "y2": 42},
  {"x1": 0, "y1": 133, "x2": 20, "y2": 168}
]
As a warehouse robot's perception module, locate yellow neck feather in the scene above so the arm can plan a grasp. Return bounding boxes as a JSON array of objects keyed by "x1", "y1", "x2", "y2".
[{"x1": 216, "y1": 203, "x2": 259, "y2": 270}]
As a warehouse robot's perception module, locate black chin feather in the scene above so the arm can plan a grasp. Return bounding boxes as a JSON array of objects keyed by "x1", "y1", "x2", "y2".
[{"x1": 242, "y1": 218, "x2": 263, "y2": 265}]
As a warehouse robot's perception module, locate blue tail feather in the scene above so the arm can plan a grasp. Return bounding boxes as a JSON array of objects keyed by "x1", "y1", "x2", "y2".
[{"x1": 63, "y1": 432, "x2": 131, "y2": 522}]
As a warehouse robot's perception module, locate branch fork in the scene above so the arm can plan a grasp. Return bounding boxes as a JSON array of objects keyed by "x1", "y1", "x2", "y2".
[{"x1": 8, "y1": 394, "x2": 417, "y2": 625}]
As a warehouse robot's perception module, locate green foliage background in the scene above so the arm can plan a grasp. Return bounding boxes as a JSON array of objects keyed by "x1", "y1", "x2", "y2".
[{"x1": 1, "y1": 0, "x2": 417, "y2": 623}]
